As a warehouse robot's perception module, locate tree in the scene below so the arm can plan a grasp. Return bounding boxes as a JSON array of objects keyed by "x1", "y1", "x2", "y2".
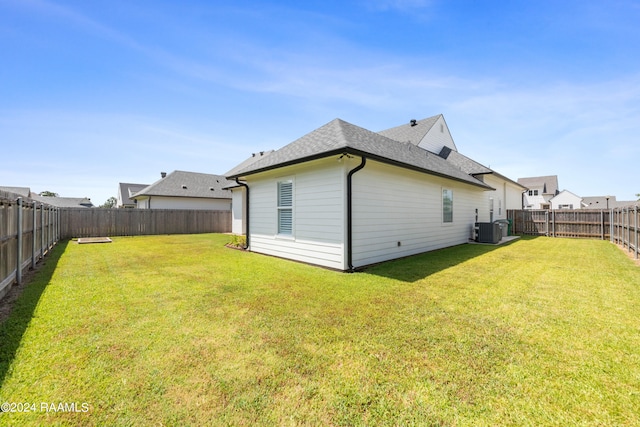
[
  {"x1": 636, "y1": 193, "x2": 640, "y2": 201},
  {"x1": 39, "y1": 190, "x2": 59, "y2": 197},
  {"x1": 100, "y1": 196, "x2": 117, "y2": 208}
]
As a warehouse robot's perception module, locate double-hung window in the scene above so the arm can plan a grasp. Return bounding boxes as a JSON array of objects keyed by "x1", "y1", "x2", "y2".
[
  {"x1": 277, "y1": 180, "x2": 293, "y2": 235},
  {"x1": 442, "y1": 189, "x2": 453, "y2": 223}
]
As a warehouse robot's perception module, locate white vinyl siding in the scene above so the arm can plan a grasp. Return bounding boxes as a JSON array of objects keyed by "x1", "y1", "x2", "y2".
[
  {"x1": 352, "y1": 161, "x2": 484, "y2": 268},
  {"x1": 277, "y1": 180, "x2": 293, "y2": 235},
  {"x1": 134, "y1": 196, "x2": 231, "y2": 210},
  {"x1": 247, "y1": 158, "x2": 346, "y2": 270}
]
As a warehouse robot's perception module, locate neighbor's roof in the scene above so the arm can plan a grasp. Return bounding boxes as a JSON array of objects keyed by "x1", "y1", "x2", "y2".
[
  {"x1": 131, "y1": 171, "x2": 234, "y2": 199},
  {"x1": 0, "y1": 186, "x2": 31, "y2": 198},
  {"x1": 30, "y1": 195, "x2": 94, "y2": 208},
  {"x1": 377, "y1": 115, "x2": 445, "y2": 147},
  {"x1": 226, "y1": 118, "x2": 492, "y2": 190},
  {"x1": 118, "y1": 183, "x2": 148, "y2": 205},
  {"x1": 517, "y1": 175, "x2": 559, "y2": 195}
]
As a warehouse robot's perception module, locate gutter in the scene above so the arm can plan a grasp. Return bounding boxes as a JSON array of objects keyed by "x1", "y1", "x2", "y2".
[
  {"x1": 235, "y1": 178, "x2": 250, "y2": 248},
  {"x1": 347, "y1": 156, "x2": 366, "y2": 271}
]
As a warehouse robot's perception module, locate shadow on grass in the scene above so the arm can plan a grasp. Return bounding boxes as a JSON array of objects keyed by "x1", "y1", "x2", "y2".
[
  {"x1": 0, "y1": 240, "x2": 68, "y2": 387},
  {"x1": 363, "y1": 236, "x2": 531, "y2": 283}
]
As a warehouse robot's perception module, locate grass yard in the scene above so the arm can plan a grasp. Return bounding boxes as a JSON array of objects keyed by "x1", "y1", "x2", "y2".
[{"x1": 0, "y1": 234, "x2": 639, "y2": 426}]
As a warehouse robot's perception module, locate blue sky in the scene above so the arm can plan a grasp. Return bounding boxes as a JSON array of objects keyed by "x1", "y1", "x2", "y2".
[{"x1": 1, "y1": 0, "x2": 639, "y2": 205}]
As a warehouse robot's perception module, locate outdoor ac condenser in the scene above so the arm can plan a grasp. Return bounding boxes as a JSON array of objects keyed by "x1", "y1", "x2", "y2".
[{"x1": 475, "y1": 222, "x2": 501, "y2": 244}]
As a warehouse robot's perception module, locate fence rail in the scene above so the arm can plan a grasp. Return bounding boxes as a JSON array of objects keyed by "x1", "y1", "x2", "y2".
[
  {"x1": 508, "y1": 207, "x2": 639, "y2": 259},
  {"x1": 1, "y1": 191, "x2": 232, "y2": 301}
]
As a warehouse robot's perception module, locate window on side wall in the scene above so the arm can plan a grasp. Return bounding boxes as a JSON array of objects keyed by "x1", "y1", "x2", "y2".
[
  {"x1": 277, "y1": 180, "x2": 293, "y2": 235},
  {"x1": 442, "y1": 189, "x2": 453, "y2": 223}
]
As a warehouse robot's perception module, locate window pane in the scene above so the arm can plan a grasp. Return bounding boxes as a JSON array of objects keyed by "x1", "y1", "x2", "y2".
[
  {"x1": 278, "y1": 209, "x2": 292, "y2": 234},
  {"x1": 443, "y1": 189, "x2": 453, "y2": 223},
  {"x1": 278, "y1": 181, "x2": 292, "y2": 207}
]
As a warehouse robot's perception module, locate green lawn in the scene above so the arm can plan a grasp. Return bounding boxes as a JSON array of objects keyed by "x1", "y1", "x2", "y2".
[{"x1": 0, "y1": 234, "x2": 639, "y2": 426}]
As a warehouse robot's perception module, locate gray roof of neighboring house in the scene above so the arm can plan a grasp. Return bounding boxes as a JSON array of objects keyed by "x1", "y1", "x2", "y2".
[
  {"x1": 131, "y1": 171, "x2": 234, "y2": 199},
  {"x1": 377, "y1": 115, "x2": 443, "y2": 147},
  {"x1": 517, "y1": 175, "x2": 559, "y2": 195},
  {"x1": 118, "y1": 183, "x2": 149, "y2": 205},
  {"x1": 0, "y1": 186, "x2": 32, "y2": 198},
  {"x1": 583, "y1": 196, "x2": 638, "y2": 208},
  {"x1": 30, "y1": 195, "x2": 94, "y2": 208},
  {"x1": 226, "y1": 118, "x2": 493, "y2": 190}
]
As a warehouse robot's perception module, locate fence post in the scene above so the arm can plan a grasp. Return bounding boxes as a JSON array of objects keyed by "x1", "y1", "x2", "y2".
[
  {"x1": 32, "y1": 201, "x2": 37, "y2": 269},
  {"x1": 633, "y1": 206, "x2": 638, "y2": 259},
  {"x1": 17, "y1": 197, "x2": 23, "y2": 285}
]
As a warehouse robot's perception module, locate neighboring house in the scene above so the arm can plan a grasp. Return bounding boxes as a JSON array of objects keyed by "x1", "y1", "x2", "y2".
[
  {"x1": 130, "y1": 171, "x2": 234, "y2": 210},
  {"x1": 518, "y1": 175, "x2": 560, "y2": 209},
  {"x1": 550, "y1": 190, "x2": 583, "y2": 210},
  {"x1": 0, "y1": 186, "x2": 31, "y2": 198},
  {"x1": 117, "y1": 183, "x2": 149, "y2": 208},
  {"x1": 226, "y1": 115, "x2": 522, "y2": 271},
  {"x1": 0, "y1": 186, "x2": 94, "y2": 208},
  {"x1": 30, "y1": 195, "x2": 94, "y2": 208},
  {"x1": 583, "y1": 196, "x2": 639, "y2": 209}
]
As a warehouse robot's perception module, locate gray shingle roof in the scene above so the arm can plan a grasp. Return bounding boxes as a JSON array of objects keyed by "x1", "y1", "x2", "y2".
[
  {"x1": 30, "y1": 195, "x2": 94, "y2": 208},
  {"x1": 517, "y1": 176, "x2": 559, "y2": 195},
  {"x1": 226, "y1": 118, "x2": 492, "y2": 190},
  {"x1": 377, "y1": 115, "x2": 442, "y2": 146},
  {"x1": 118, "y1": 183, "x2": 148, "y2": 206},
  {"x1": 131, "y1": 171, "x2": 234, "y2": 199},
  {"x1": 438, "y1": 147, "x2": 492, "y2": 175},
  {"x1": 0, "y1": 186, "x2": 31, "y2": 198}
]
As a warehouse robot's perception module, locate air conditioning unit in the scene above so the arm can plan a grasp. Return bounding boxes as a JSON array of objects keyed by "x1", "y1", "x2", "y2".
[{"x1": 475, "y1": 222, "x2": 502, "y2": 244}]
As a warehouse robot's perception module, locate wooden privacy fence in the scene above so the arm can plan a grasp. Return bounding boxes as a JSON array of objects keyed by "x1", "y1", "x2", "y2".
[
  {"x1": 0, "y1": 196, "x2": 60, "y2": 300},
  {"x1": 59, "y1": 208, "x2": 231, "y2": 239},
  {"x1": 508, "y1": 207, "x2": 639, "y2": 259}
]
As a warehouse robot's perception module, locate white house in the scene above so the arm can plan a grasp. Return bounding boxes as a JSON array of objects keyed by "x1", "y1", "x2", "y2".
[
  {"x1": 130, "y1": 171, "x2": 234, "y2": 210},
  {"x1": 226, "y1": 115, "x2": 523, "y2": 271},
  {"x1": 550, "y1": 190, "x2": 583, "y2": 210},
  {"x1": 518, "y1": 175, "x2": 560, "y2": 209}
]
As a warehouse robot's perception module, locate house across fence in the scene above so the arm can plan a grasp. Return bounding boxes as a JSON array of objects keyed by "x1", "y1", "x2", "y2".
[
  {"x1": 508, "y1": 207, "x2": 639, "y2": 260},
  {"x1": 1, "y1": 191, "x2": 231, "y2": 301}
]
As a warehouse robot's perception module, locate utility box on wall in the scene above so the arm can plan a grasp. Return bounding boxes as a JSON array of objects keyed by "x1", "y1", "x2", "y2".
[{"x1": 475, "y1": 222, "x2": 502, "y2": 244}]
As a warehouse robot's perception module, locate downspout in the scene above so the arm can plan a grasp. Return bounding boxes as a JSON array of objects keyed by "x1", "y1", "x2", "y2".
[
  {"x1": 347, "y1": 156, "x2": 367, "y2": 271},
  {"x1": 235, "y1": 178, "x2": 250, "y2": 248}
]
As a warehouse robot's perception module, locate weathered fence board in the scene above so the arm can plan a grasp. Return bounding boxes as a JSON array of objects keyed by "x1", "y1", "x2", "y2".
[
  {"x1": 0, "y1": 195, "x2": 60, "y2": 300},
  {"x1": 59, "y1": 208, "x2": 231, "y2": 238}
]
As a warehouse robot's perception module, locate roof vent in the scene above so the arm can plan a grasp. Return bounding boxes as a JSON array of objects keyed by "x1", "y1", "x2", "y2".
[
  {"x1": 161, "y1": 172, "x2": 167, "y2": 178},
  {"x1": 410, "y1": 119, "x2": 417, "y2": 127},
  {"x1": 181, "y1": 185, "x2": 187, "y2": 189},
  {"x1": 210, "y1": 187, "x2": 215, "y2": 191}
]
